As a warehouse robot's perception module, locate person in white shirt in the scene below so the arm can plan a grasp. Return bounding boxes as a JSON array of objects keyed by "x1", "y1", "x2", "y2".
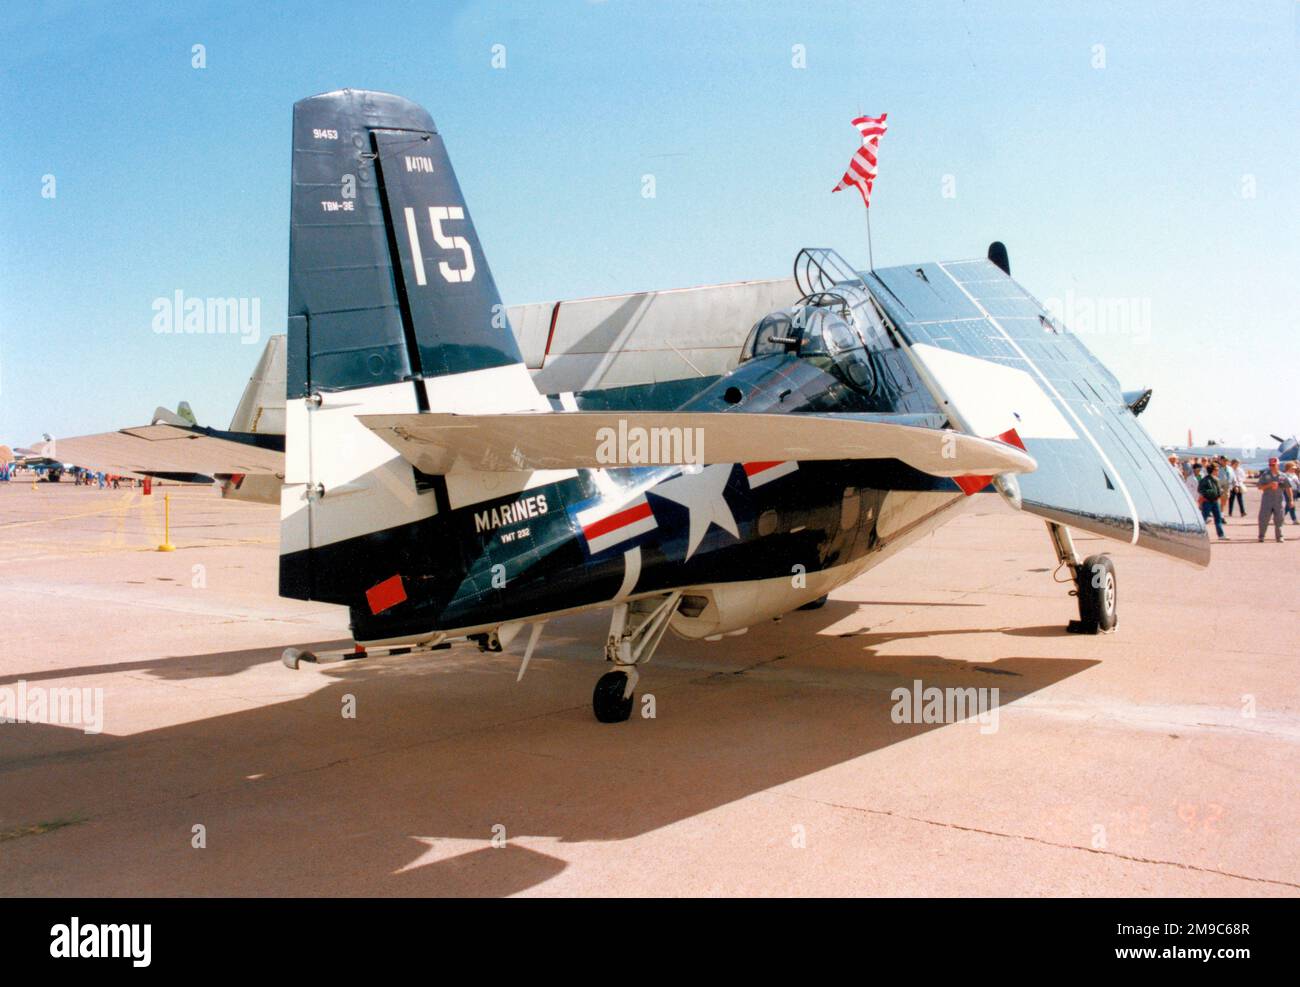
[
  {"x1": 1285, "y1": 463, "x2": 1300, "y2": 524},
  {"x1": 1227, "y1": 458, "x2": 1246, "y2": 517}
]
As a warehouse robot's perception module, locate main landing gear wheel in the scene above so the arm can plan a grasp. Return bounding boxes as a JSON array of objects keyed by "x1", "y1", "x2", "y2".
[
  {"x1": 1069, "y1": 553, "x2": 1117, "y2": 635},
  {"x1": 590, "y1": 592, "x2": 681, "y2": 723},
  {"x1": 798, "y1": 594, "x2": 829, "y2": 611},
  {"x1": 593, "y1": 670, "x2": 634, "y2": 723}
]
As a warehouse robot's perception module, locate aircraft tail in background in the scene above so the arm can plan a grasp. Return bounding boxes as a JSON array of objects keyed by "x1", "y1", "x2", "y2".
[{"x1": 229, "y1": 335, "x2": 287, "y2": 435}]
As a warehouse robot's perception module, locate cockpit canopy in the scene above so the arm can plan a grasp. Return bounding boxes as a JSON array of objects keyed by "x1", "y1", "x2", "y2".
[{"x1": 741, "y1": 286, "x2": 890, "y2": 394}]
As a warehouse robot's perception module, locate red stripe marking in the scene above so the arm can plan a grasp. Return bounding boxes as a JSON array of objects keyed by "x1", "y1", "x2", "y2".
[
  {"x1": 743, "y1": 461, "x2": 783, "y2": 476},
  {"x1": 366, "y1": 574, "x2": 407, "y2": 615},
  {"x1": 543, "y1": 301, "x2": 561, "y2": 362},
  {"x1": 583, "y1": 501, "x2": 652, "y2": 541}
]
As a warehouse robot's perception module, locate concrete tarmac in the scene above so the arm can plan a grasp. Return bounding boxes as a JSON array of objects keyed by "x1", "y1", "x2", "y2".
[{"x1": 1, "y1": 481, "x2": 1296, "y2": 896}]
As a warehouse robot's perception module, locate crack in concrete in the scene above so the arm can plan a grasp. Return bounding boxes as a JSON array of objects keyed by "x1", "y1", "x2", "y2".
[
  {"x1": 700, "y1": 654, "x2": 790, "y2": 679},
  {"x1": 780, "y1": 792, "x2": 1300, "y2": 890}
]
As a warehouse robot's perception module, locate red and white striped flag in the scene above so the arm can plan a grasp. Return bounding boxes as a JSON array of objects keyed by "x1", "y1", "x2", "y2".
[{"x1": 832, "y1": 113, "x2": 888, "y2": 208}]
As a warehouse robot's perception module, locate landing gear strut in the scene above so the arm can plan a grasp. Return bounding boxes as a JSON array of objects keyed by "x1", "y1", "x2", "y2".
[
  {"x1": 1047, "y1": 522, "x2": 1117, "y2": 634},
  {"x1": 593, "y1": 591, "x2": 681, "y2": 723}
]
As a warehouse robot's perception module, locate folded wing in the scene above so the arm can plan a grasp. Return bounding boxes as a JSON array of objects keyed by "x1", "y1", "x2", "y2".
[
  {"x1": 867, "y1": 258, "x2": 1208, "y2": 567},
  {"x1": 53, "y1": 425, "x2": 285, "y2": 477},
  {"x1": 360, "y1": 411, "x2": 1036, "y2": 478}
]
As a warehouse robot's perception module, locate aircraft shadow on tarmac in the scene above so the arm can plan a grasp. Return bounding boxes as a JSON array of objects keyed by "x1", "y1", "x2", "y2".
[
  {"x1": 0, "y1": 641, "x2": 357, "y2": 687},
  {"x1": 2, "y1": 602, "x2": 1099, "y2": 896}
]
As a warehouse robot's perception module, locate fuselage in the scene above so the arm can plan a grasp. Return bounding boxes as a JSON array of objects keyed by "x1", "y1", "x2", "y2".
[{"x1": 285, "y1": 313, "x2": 973, "y2": 644}]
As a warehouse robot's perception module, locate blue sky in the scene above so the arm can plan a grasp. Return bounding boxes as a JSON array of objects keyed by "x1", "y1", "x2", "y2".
[{"x1": 1, "y1": 0, "x2": 1296, "y2": 449}]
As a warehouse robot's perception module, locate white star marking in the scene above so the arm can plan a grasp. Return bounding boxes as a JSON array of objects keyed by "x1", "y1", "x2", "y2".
[
  {"x1": 396, "y1": 835, "x2": 563, "y2": 873},
  {"x1": 648, "y1": 464, "x2": 739, "y2": 560},
  {"x1": 397, "y1": 837, "x2": 494, "y2": 873}
]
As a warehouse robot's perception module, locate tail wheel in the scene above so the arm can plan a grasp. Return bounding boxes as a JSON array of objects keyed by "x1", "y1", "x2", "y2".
[
  {"x1": 1074, "y1": 554, "x2": 1117, "y2": 634},
  {"x1": 593, "y1": 670, "x2": 634, "y2": 723}
]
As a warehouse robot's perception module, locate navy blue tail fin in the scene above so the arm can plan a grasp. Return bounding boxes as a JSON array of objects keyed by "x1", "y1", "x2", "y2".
[
  {"x1": 281, "y1": 90, "x2": 545, "y2": 607},
  {"x1": 288, "y1": 89, "x2": 524, "y2": 400}
]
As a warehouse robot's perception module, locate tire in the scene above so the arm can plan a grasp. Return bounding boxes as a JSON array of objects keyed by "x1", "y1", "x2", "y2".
[
  {"x1": 1074, "y1": 554, "x2": 1117, "y2": 634},
  {"x1": 797, "y1": 594, "x2": 829, "y2": 611},
  {"x1": 592, "y1": 670, "x2": 634, "y2": 723}
]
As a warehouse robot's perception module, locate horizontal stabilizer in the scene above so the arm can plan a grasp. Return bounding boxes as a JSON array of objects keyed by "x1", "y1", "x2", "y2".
[
  {"x1": 53, "y1": 425, "x2": 285, "y2": 477},
  {"x1": 359, "y1": 411, "x2": 1036, "y2": 478}
]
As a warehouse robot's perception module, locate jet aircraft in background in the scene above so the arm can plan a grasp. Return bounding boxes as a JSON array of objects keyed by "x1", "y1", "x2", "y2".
[{"x1": 1165, "y1": 433, "x2": 1298, "y2": 471}]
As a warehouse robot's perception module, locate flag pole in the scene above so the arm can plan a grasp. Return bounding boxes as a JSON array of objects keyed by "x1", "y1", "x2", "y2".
[
  {"x1": 860, "y1": 102, "x2": 871, "y2": 271},
  {"x1": 865, "y1": 204, "x2": 875, "y2": 271},
  {"x1": 836, "y1": 111, "x2": 887, "y2": 273}
]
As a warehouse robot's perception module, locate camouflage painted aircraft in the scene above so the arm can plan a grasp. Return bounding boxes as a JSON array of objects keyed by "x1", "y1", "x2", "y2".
[{"x1": 60, "y1": 90, "x2": 1207, "y2": 722}]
